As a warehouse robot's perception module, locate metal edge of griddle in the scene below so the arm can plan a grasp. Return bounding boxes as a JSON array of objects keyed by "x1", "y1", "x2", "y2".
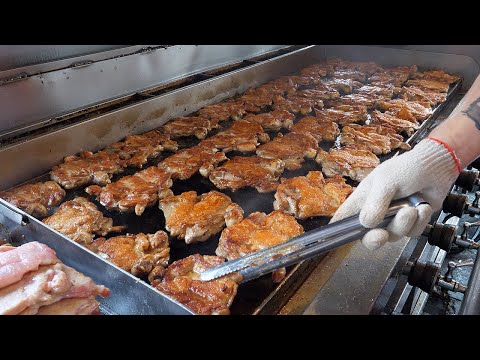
[
  {"x1": 285, "y1": 77, "x2": 467, "y2": 315},
  {"x1": 0, "y1": 198, "x2": 194, "y2": 315}
]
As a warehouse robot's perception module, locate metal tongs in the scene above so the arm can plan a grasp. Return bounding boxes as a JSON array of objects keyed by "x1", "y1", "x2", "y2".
[{"x1": 200, "y1": 193, "x2": 428, "y2": 283}]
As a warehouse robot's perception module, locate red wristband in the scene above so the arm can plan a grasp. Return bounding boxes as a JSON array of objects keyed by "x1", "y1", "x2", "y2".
[{"x1": 427, "y1": 137, "x2": 462, "y2": 174}]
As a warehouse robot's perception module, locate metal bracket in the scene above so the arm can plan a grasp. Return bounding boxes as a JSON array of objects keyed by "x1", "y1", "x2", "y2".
[{"x1": 0, "y1": 200, "x2": 29, "y2": 226}]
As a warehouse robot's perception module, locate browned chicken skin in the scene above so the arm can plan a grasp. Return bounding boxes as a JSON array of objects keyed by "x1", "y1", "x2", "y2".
[
  {"x1": 247, "y1": 77, "x2": 298, "y2": 97},
  {"x1": 320, "y1": 78, "x2": 362, "y2": 94},
  {"x1": 316, "y1": 146, "x2": 380, "y2": 182},
  {"x1": 243, "y1": 110, "x2": 295, "y2": 131},
  {"x1": 50, "y1": 150, "x2": 126, "y2": 190},
  {"x1": 290, "y1": 116, "x2": 340, "y2": 142},
  {"x1": 329, "y1": 69, "x2": 367, "y2": 83},
  {"x1": 349, "y1": 61, "x2": 384, "y2": 76},
  {"x1": 207, "y1": 156, "x2": 285, "y2": 193},
  {"x1": 325, "y1": 94, "x2": 380, "y2": 109},
  {"x1": 370, "y1": 110, "x2": 419, "y2": 136},
  {"x1": 400, "y1": 86, "x2": 447, "y2": 106},
  {"x1": 369, "y1": 65, "x2": 417, "y2": 87},
  {"x1": 314, "y1": 105, "x2": 368, "y2": 126},
  {"x1": 197, "y1": 101, "x2": 246, "y2": 122},
  {"x1": 94, "y1": 230, "x2": 170, "y2": 283},
  {"x1": 300, "y1": 63, "x2": 330, "y2": 78},
  {"x1": 256, "y1": 132, "x2": 318, "y2": 170},
  {"x1": 285, "y1": 75, "x2": 316, "y2": 87},
  {"x1": 158, "y1": 145, "x2": 228, "y2": 180},
  {"x1": 105, "y1": 131, "x2": 178, "y2": 168},
  {"x1": 199, "y1": 120, "x2": 269, "y2": 153},
  {"x1": 412, "y1": 70, "x2": 460, "y2": 84},
  {"x1": 376, "y1": 99, "x2": 432, "y2": 122},
  {"x1": 159, "y1": 116, "x2": 219, "y2": 140},
  {"x1": 153, "y1": 254, "x2": 239, "y2": 315},
  {"x1": 340, "y1": 124, "x2": 411, "y2": 154},
  {"x1": 0, "y1": 181, "x2": 65, "y2": 217},
  {"x1": 216, "y1": 210, "x2": 304, "y2": 283},
  {"x1": 236, "y1": 93, "x2": 273, "y2": 110},
  {"x1": 273, "y1": 95, "x2": 322, "y2": 114},
  {"x1": 85, "y1": 166, "x2": 173, "y2": 216},
  {"x1": 354, "y1": 84, "x2": 395, "y2": 98},
  {"x1": 405, "y1": 79, "x2": 451, "y2": 93},
  {"x1": 159, "y1": 191, "x2": 243, "y2": 244},
  {"x1": 294, "y1": 87, "x2": 340, "y2": 101},
  {"x1": 271, "y1": 76, "x2": 302, "y2": 92},
  {"x1": 43, "y1": 197, "x2": 125, "y2": 247},
  {"x1": 273, "y1": 171, "x2": 353, "y2": 219}
]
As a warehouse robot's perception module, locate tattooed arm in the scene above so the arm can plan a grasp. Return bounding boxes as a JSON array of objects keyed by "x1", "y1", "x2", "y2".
[{"x1": 430, "y1": 75, "x2": 480, "y2": 168}]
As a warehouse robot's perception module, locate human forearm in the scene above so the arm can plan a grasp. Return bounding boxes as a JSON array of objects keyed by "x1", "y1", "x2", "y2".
[{"x1": 430, "y1": 75, "x2": 480, "y2": 168}]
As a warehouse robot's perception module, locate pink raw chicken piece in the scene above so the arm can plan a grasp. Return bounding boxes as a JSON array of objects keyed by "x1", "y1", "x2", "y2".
[{"x1": 0, "y1": 242, "x2": 58, "y2": 289}]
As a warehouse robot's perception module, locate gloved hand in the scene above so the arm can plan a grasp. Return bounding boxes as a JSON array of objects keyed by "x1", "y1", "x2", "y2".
[{"x1": 330, "y1": 138, "x2": 460, "y2": 250}]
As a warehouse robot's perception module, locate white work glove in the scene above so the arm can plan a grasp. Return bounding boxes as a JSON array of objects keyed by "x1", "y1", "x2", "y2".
[{"x1": 330, "y1": 138, "x2": 460, "y2": 250}]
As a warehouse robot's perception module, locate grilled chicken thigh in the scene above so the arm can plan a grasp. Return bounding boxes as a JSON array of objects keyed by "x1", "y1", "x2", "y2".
[
  {"x1": 94, "y1": 230, "x2": 170, "y2": 282},
  {"x1": 158, "y1": 145, "x2": 228, "y2": 180},
  {"x1": 376, "y1": 99, "x2": 432, "y2": 122},
  {"x1": 216, "y1": 210, "x2": 304, "y2": 283},
  {"x1": 273, "y1": 95, "x2": 322, "y2": 114},
  {"x1": 290, "y1": 116, "x2": 340, "y2": 142},
  {"x1": 197, "y1": 101, "x2": 246, "y2": 123},
  {"x1": 199, "y1": 120, "x2": 269, "y2": 153},
  {"x1": 412, "y1": 70, "x2": 460, "y2": 84},
  {"x1": 273, "y1": 171, "x2": 353, "y2": 219},
  {"x1": 153, "y1": 254, "x2": 239, "y2": 315},
  {"x1": 256, "y1": 132, "x2": 318, "y2": 170},
  {"x1": 105, "y1": 131, "x2": 178, "y2": 168},
  {"x1": 0, "y1": 181, "x2": 65, "y2": 217},
  {"x1": 50, "y1": 150, "x2": 126, "y2": 189},
  {"x1": 316, "y1": 146, "x2": 380, "y2": 182},
  {"x1": 43, "y1": 197, "x2": 125, "y2": 248},
  {"x1": 159, "y1": 191, "x2": 243, "y2": 244},
  {"x1": 405, "y1": 79, "x2": 451, "y2": 93},
  {"x1": 320, "y1": 78, "x2": 362, "y2": 94},
  {"x1": 207, "y1": 156, "x2": 285, "y2": 193},
  {"x1": 340, "y1": 124, "x2": 411, "y2": 154},
  {"x1": 243, "y1": 110, "x2": 295, "y2": 131},
  {"x1": 85, "y1": 166, "x2": 173, "y2": 216},
  {"x1": 400, "y1": 86, "x2": 447, "y2": 106},
  {"x1": 370, "y1": 110, "x2": 419, "y2": 136},
  {"x1": 160, "y1": 116, "x2": 219, "y2": 139}
]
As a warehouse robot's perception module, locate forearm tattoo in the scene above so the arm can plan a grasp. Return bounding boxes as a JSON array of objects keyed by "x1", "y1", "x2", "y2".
[{"x1": 464, "y1": 97, "x2": 480, "y2": 130}]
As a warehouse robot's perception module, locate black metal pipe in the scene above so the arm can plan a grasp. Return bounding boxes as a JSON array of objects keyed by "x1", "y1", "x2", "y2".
[{"x1": 459, "y1": 252, "x2": 480, "y2": 315}]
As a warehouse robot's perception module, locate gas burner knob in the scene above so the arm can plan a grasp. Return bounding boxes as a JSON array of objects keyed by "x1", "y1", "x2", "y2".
[
  {"x1": 423, "y1": 222, "x2": 480, "y2": 250},
  {"x1": 422, "y1": 223, "x2": 456, "y2": 252},
  {"x1": 403, "y1": 259, "x2": 440, "y2": 294},
  {"x1": 455, "y1": 170, "x2": 480, "y2": 192},
  {"x1": 442, "y1": 193, "x2": 468, "y2": 217}
]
